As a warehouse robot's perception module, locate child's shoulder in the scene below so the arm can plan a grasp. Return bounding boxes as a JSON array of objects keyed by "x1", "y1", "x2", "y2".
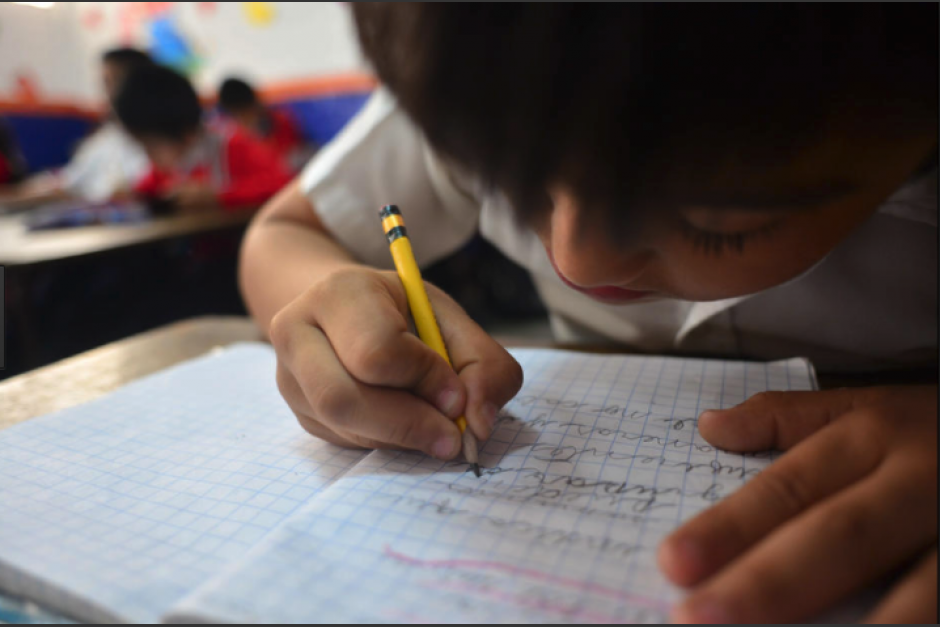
[
  {"x1": 212, "y1": 120, "x2": 267, "y2": 150},
  {"x1": 212, "y1": 120, "x2": 291, "y2": 177},
  {"x1": 204, "y1": 120, "x2": 270, "y2": 160},
  {"x1": 877, "y1": 166, "x2": 937, "y2": 227}
]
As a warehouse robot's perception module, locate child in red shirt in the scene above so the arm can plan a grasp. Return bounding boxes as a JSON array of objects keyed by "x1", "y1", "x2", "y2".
[
  {"x1": 114, "y1": 66, "x2": 292, "y2": 213},
  {"x1": 218, "y1": 78, "x2": 316, "y2": 171},
  {"x1": 263, "y1": 109, "x2": 304, "y2": 159}
]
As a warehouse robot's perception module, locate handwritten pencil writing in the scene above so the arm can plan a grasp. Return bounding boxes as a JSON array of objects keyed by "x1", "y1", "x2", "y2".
[{"x1": 169, "y1": 350, "x2": 813, "y2": 624}]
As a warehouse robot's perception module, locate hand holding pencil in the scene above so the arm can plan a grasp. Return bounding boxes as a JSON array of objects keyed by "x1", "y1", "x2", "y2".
[
  {"x1": 380, "y1": 204, "x2": 501, "y2": 475},
  {"x1": 267, "y1": 205, "x2": 522, "y2": 464}
]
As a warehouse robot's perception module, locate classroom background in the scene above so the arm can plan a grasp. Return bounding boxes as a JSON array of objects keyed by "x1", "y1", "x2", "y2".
[{"x1": 0, "y1": 1, "x2": 548, "y2": 380}]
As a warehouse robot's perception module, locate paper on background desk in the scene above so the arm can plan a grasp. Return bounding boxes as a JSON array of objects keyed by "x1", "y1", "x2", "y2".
[{"x1": 169, "y1": 349, "x2": 816, "y2": 623}]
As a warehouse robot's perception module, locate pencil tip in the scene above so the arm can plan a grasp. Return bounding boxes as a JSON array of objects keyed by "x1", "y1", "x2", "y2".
[{"x1": 471, "y1": 463, "x2": 481, "y2": 478}]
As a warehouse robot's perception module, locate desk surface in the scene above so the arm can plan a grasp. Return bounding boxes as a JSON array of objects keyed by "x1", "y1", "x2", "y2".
[
  {"x1": 0, "y1": 316, "x2": 262, "y2": 431},
  {"x1": 0, "y1": 210, "x2": 253, "y2": 267},
  {"x1": 2, "y1": 316, "x2": 935, "y2": 433}
]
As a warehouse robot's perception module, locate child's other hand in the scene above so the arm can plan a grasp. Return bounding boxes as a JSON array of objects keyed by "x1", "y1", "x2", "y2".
[
  {"x1": 659, "y1": 386, "x2": 937, "y2": 624},
  {"x1": 109, "y1": 187, "x2": 136, "y2": 204},
  {"x1": 170, "y1": 182, "x2": 218, "y2": 212},
  {"x1": 268, "y1": 267, "x2": 523, "y2": 459}
]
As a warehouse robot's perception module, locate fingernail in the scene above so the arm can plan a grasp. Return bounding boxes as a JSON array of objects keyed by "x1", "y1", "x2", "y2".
[
  {"x1": 699, "y1": 410, "x2": 720, "y2": 422},
  {"x1": 674, "y1": 597, "x2": 731, "y2": 624},
  {"x1": 659, "y1": 536, "x2": 706, "y2": 584},
  {"x1": 437, "y1": 388, "x2": 461, "y2": 417},
  {"x1": 675, "y1": 536, "x2": 705, "y2": 570},
  {"x1": 431, "y1": 435, "x2": 457, "y2": 459}
]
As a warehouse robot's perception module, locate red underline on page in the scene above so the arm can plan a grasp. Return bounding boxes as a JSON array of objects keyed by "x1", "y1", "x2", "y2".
[{"x1": 382, "y1": 545, "x2": 669, "y2": 615}]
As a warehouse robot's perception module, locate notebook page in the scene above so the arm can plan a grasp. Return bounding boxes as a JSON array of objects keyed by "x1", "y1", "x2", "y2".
[
  {"x1": 170, "y1": 348, "x2": 816, "y2": 624},
  {"x1": 0, "y1": 343, "x2": 366, "y2": 624}
]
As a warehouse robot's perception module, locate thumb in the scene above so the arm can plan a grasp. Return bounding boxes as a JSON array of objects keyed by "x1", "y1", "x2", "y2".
[{"x1": 699, "y1": 388, "x2": 859, "y2": 452}]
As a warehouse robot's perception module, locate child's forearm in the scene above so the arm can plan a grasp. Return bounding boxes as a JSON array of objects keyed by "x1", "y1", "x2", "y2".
[
  {"x1": 239, "y1": 180, "x2": 360, "y2": 337},
  {"x1": 0, "y1": 173, "x2": 67, "y2": 207}
]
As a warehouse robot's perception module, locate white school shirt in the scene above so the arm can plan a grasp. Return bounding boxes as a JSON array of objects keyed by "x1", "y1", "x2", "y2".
[
  {"x1": 57, "y1": 121, "x2": 151, "y2": 202},
  {"x1": 300, "y1": 89, "x2": 937, "y2": 373}
]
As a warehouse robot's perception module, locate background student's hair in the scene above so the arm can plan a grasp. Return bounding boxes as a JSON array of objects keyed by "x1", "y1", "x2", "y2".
[
  {"x1": 218, "y1": 78, "x2": 259, "y2": 114},
  {"x1": 352, "y1": 4, "x2": 938, "y2": 228},
  {"x1": 113, "y1": 65, "x2": 202, "y2": 141},
  {"x1": 101, "y1": 47, "x2": 153, "y2": 71}
]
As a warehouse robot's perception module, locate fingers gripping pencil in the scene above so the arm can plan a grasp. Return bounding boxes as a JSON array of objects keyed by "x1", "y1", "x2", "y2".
[{"x1": 380, "y1": 204, "x2": 481, "y2": 477}]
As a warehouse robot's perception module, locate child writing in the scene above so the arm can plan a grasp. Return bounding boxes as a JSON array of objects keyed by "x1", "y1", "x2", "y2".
[
  {"x1": 239, "y1": 5, "x2": 937, "y2": 623},
  {"x1": 113, "y1": 65, "x2": 292, "y2": 213}
]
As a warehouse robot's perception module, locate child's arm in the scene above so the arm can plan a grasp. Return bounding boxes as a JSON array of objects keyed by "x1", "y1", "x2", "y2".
[
  {"x1": 239, "y1": 180, "x2": 523, "y2": 458},
  {"x1": 660, "y1": 385, "x2": 937, "y2": 623},
  {"x1": 171, "y1": 181, "x2": 220, "y2": 212},
  {"x1": 0, "y1": 173, "x2": 69, "y2": 208}
]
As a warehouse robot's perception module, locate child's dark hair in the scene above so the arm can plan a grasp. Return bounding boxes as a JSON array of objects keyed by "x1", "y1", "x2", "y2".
[
  {"x1": 218, "y1": 78, "x2": 259, "y2": 114},
  {"x1": 101, "y1": 47, "x2": 153, "y2": 73},
  {"x1": 353, "y1": 4, "x2": 938, "y2": 226},
  {"x1": 113, "y1": 65, "x2": 202, "y2": 141}
]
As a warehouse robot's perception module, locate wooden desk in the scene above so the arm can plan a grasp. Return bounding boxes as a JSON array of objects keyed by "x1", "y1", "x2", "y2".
[
  {"x1": 0, "y1": 210, "x2": 253, "y2": 268},
  {"x1": 2, "y1": 315, "x2": 935, "y2": 432},
  {"x1": 2, "y1": 210, "x2": 256, "y2": 378},
  {"x1": 0, "y1": 316, "x2": 262, "y2": 431}
]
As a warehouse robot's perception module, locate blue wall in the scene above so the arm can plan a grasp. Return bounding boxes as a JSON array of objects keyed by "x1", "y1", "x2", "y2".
[
  {"x1": 274, "y1": 92, "x2": 370, "y2": 147},
  {"x1": 3, "y1": 90, "x2": 370, "y2": 174},
  {"x1": 3, "y1": 115, "x2": 97, "y2": 173}
]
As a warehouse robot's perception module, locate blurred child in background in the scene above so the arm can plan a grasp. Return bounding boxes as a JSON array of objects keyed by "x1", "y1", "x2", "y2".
[
  {"x1": 217, "y1": 77, "x2": 316, "y2": 172},
  {"x1": 0, "y1": 48, "x2": 152, "y2": 207},
  {"x1": 115, "y1": 65, "x2": 292, "y2": 213}
]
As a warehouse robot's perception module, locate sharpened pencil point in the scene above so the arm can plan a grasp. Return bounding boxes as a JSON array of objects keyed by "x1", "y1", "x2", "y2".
[{"x1": 461, "y1": 428, "x2": 480, "y2": 477}]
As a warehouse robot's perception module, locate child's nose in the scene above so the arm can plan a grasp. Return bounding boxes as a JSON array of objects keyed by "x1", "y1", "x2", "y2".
[{"x1": 548, "y1": 191, "x2": 652, "y2": 289}]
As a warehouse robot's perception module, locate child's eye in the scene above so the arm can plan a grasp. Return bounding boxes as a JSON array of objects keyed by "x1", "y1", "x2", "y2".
[{"x1": 676, "y1": 219, "x2": 781, "y2": 255}]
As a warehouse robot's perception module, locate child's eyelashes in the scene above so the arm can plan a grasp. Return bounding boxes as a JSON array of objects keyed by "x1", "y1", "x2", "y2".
[{"x1": 677, "y1": 219, "x2": 782, "y2": 256}]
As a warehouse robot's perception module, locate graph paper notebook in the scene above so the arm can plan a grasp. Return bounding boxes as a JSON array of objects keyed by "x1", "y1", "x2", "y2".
[
  {"x1": 0, "y1": 344, "x2": 367, "y2": 623},
  {"x1": 0, "y1": 344, "x2": 820, "y2": 623}
]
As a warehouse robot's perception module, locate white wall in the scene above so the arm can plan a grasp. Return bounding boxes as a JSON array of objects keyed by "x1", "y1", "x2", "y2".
[
  {"x1": 0, "y1": 2, "x2": 93, "y2": 104},
  {"x1": 0, "y1": 2, "x2": 368, "y2": 107}
]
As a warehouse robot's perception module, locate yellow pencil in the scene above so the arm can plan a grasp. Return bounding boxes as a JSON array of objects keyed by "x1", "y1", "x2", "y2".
[{"x1": 379, "y1": 204, "x2": 481, "y2": 477}]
